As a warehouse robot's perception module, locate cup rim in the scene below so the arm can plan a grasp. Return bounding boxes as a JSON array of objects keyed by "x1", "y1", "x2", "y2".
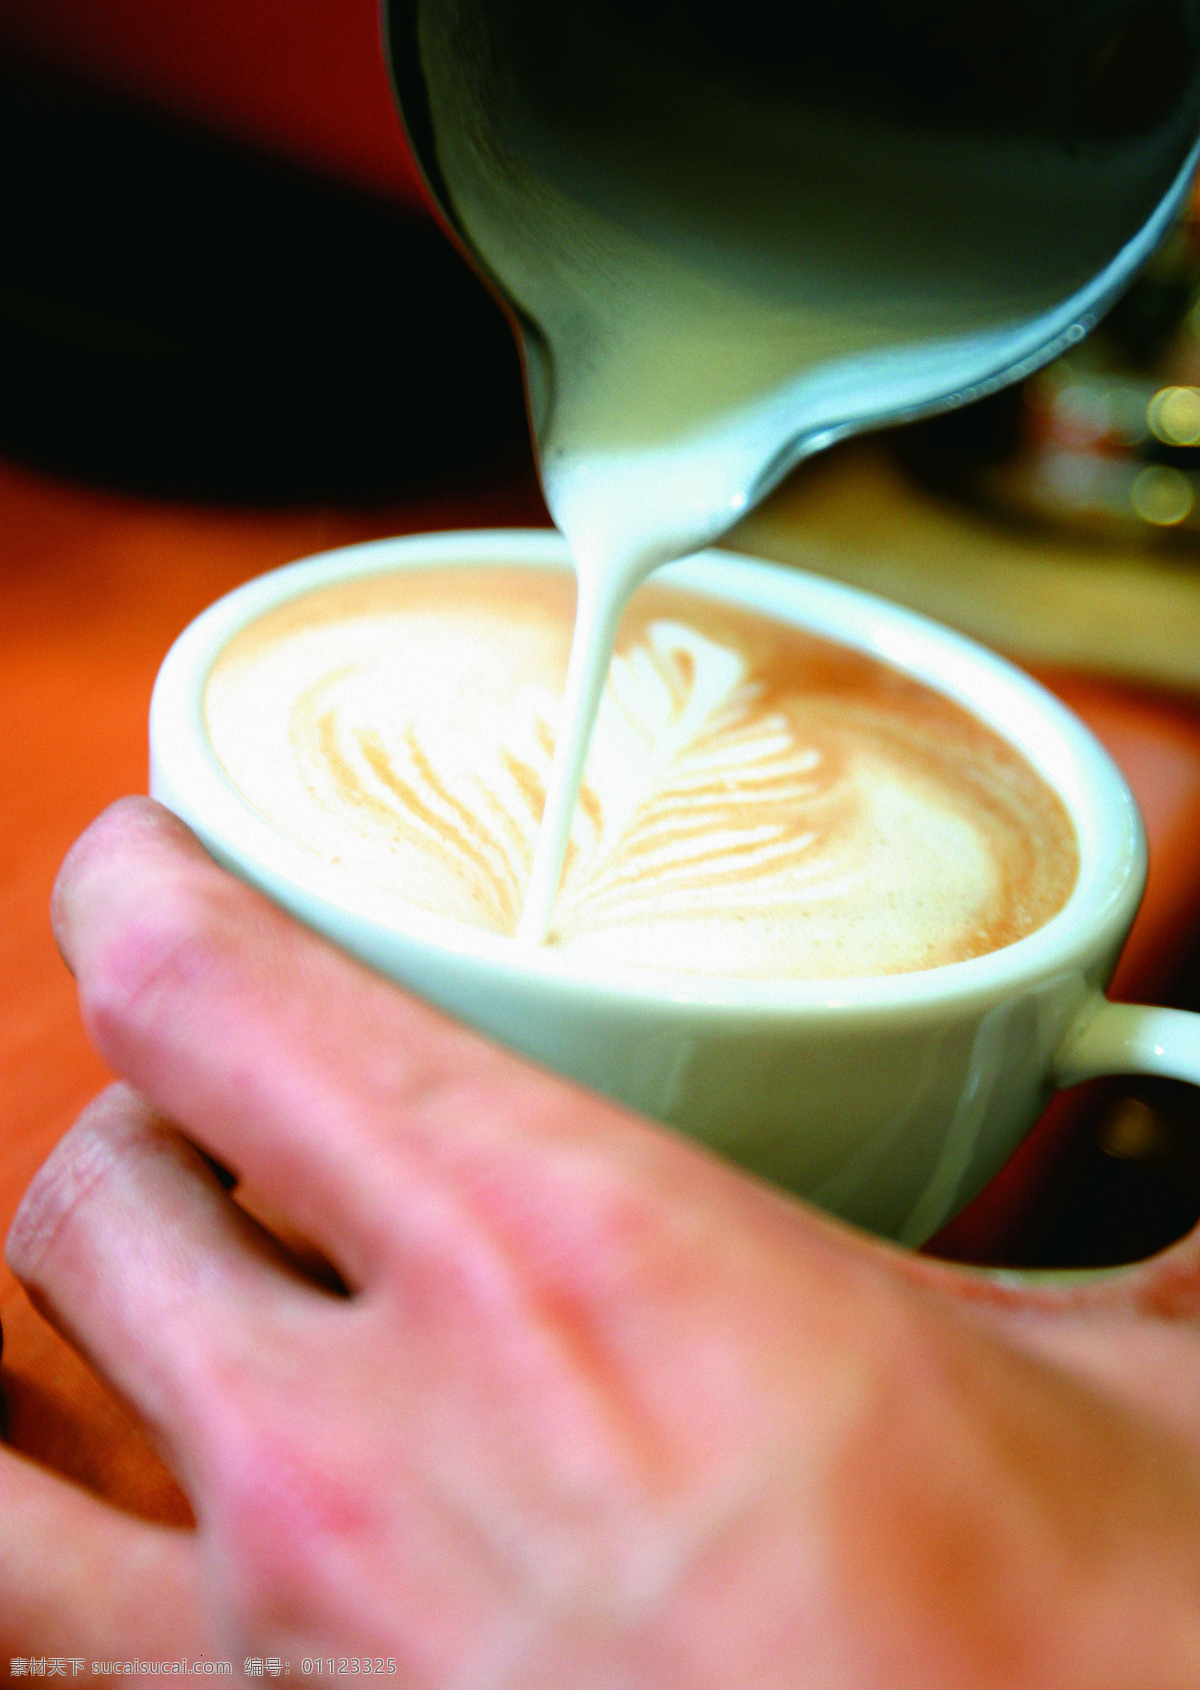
[{"x1": 150, "y1": 527, "x2": 1147, "y2": 1017}]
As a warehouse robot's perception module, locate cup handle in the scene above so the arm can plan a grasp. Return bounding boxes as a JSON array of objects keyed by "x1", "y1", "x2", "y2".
[{"x1": 1053, "y1": 996, "x2": 1200, "y2": 1089}]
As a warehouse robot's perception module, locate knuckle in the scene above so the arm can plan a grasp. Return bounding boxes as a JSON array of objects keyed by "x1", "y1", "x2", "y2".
[
  {"x1": 82, "y1": 879, "x2": 222, "y2": 1056},
  {"x1": 4, "y1": 1088, "x2": 142, "y2": 1285},
  {"x1": 525, "y1": 1149, "x2": 686, "y2": 1301},
  {"x1": 203, "y1": 1392, "x2": 380, "y2": 1626}
]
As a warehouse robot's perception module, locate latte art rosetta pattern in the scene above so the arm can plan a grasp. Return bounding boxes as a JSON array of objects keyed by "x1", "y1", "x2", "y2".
[
  {"x1": 205, "y1": 568, "x2": 1079, "y2": 979},
  {"x1": 297, "y1": 669, "x2": 558, "y2": 935}
]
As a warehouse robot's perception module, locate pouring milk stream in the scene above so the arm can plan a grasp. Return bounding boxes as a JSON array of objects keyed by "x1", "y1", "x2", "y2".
[{"x1": 384, "y1": 0, "x2": 1200, "y2": 942}]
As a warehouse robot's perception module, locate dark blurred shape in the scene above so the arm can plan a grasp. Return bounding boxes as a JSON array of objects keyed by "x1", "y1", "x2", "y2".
[
  {"x1": 0, "y1": 56, "x2": 530, "y2": 504},
  {"x1": 0, "y1": 0, "x2": 426, "y2": 204},
  {"x1": 1007, "y1": 1077, "x2": 1200, "y2": 1266}
]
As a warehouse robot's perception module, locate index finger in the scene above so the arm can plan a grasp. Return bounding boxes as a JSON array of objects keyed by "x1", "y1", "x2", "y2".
[{"x1": 51, "y1": 798, "x2": 686, "y2": 1294}]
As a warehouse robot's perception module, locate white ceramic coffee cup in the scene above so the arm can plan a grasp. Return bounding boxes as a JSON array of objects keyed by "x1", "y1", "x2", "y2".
[{"x1": 150, "y1": 528, "x2": 1200, "y2": 1246}]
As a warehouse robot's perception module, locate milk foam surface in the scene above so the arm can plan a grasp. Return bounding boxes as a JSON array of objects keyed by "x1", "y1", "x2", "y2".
[{"x1": 205, "y1": 567, "x2": 1078, "y2": 981}]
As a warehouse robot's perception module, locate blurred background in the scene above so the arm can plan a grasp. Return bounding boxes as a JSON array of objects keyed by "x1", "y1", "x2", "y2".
[
  {"x1": 0, "y1": 0, "x2": 532, "y2": 501},
  {"x1": 3, "y1": 0, "x2": 1200, "y2": 1521}
]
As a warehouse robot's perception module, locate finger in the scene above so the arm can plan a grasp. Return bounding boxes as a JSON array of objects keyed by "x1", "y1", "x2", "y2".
[
  {"x1": 51, "y1": 797, "x2": 703, "y2": 1294},
  {"x1": 52, "y1": 796, "x2": 438, "y2": 1288},
  {"x1": 0, "y1": 1444, "x2": 203, "y2": 1660},
  {"x1": 6, "y1": 1084, "x2": 342, "y2": 1488}
]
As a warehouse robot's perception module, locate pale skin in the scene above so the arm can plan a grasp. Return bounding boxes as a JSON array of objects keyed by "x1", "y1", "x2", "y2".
[{"x1": 4, "y1": 798, "x2": 1200, "y2": 1686}]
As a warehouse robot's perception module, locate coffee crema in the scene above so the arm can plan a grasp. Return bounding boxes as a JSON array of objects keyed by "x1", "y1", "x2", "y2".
[{"x1": 204, "y1": 566, "x2": 1078, "y2": 980}]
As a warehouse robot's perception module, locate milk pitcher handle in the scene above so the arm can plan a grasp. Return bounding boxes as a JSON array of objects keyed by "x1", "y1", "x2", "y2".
[{"x1": 1053, "y1": 998, "x2": 1200, "y2": 1089}]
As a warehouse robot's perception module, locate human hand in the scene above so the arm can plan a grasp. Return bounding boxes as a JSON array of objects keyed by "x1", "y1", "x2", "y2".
[{"x1": 4, "y1": 796, "x2": 1200, "y2": 1686}]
